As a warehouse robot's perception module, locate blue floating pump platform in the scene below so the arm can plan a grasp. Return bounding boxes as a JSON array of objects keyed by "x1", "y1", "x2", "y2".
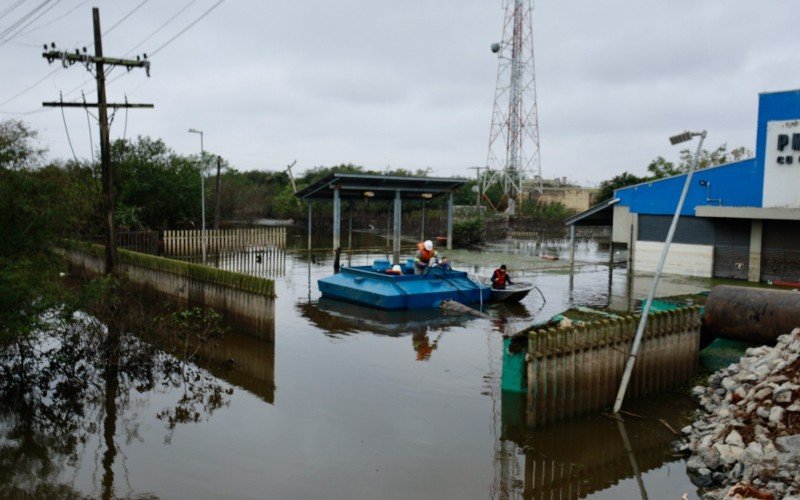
[{"x1": 318, "y1": 261, "x2": 491, "y2": 310}]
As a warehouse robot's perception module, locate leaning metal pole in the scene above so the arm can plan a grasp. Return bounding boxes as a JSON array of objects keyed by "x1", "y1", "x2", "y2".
[{"x1": 613, "y1": 130, "x2": 707, "y2": 413}]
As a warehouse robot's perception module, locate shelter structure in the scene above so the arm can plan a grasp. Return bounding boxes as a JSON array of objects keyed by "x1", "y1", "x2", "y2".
[{"x1": 295, "y1": 173, "x2": 467, "y2": 265}]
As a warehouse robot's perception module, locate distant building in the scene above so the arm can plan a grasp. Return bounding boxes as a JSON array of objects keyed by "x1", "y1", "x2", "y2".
[
  {"x1": 521, "y1": 177, "x2": 599, "y2": 213},
  {"x1": 569, "y1": 89, "x2": 800, "y2": 283}
]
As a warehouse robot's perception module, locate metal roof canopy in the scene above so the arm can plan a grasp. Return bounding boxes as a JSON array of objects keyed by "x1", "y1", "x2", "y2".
[
  {"x1": 564, "y1": 198, "x2": 619, "y2": 227},
  {"x1": 296, "y1": 173, "x2": 466, "y2": 267},
  {"x1": 295, "y1": 173, "x2": 468, "y2": 201},
  {"x1": 563, "y1": 198, "x2": 619, "y2": 267}
]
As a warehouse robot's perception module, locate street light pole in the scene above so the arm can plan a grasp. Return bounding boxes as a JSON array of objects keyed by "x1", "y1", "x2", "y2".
[
  {"x1": 188, "y1": 128, "x2": 207, "y2": 264},
  {"x1": 613, "y1": 129, "x2": 707, "y2": 413}
]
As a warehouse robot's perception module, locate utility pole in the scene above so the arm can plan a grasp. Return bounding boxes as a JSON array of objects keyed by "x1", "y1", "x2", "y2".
[
  {"x1": 285, "y1": 159, "x2": 301, "y2": 208},
  {"x1": 214, "y1": 155, "x2": 222, "y2": 230},
  {"x1": 469, "y1": 166, "x2": 483, "y2": 207},
  {"x1": 42, "y1": 7, "x2": 152, "y2": 274}
]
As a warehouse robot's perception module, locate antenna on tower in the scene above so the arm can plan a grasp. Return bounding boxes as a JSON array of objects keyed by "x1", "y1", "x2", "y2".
[{"x1": 483, "y1": 0, "x2": 543, "y2": 214}]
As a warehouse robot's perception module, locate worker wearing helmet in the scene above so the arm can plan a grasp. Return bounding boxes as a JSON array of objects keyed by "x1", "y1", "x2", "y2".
[
  {"x1": 414, "y1": 240, "x2": 438, "y2": 275},
  {"x1": 385, "y1": 264, "x2": 403, "y2": 275}
]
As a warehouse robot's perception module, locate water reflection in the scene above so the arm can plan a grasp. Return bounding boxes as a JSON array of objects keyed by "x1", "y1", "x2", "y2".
[
  {"x1": 498, "y1": 391, "x2": 695, "y2": 499},
  {"x1": 0, "y1": 286, "x2": 276, "y2": 498},
  {"x1": 298, "y1": 297, "x2": 479, "y2": 337}
]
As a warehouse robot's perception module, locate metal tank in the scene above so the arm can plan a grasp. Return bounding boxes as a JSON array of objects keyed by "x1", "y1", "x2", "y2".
[{"x1": 704, "y1": 285, "x2": 800, "y2": 344}]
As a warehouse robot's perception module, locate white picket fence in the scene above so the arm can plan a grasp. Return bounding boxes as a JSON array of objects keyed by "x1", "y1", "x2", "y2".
[{"x1": 163, "y1": 227, "x2": 287, "y2": 256}]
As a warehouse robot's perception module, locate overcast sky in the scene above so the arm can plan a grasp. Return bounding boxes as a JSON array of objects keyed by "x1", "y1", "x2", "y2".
[{"x1": 1, "y1": 0, "x2": 798, "y2": 185}]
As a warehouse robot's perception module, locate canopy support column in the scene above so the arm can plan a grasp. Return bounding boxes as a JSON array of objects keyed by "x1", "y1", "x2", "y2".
[
  {"x1": 569, "y1": 224, "x2": 576, "y2": 266},
  {"x1": 307, "y1": 201, "x2": 313, "y2": 251},
  {"x1": 332, "y1": 186, "x2": 341, "y2": 252},
  {"x1": 393, "y1": 190, "x2": 402, "y2": 265},
  {"x1": 347, "y1": 202, "x2": 353, "y2": 249},
  {"x1": 421, "y1": 199, "x2": 426, "y2": 241},
  {"x1": 446, "y1": 191, "x2": 454, "y2": 250}
]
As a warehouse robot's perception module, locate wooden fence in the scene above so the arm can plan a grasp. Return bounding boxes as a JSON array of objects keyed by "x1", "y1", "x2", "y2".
[
  {"x1": 526, "y1": 307, "x2": 701, "y2": 426},
  {"x1": 163, "y1": 227, "x2": 287, "y2": 256},
  {"x1": 117, "y1": 230, "x2": 159, "y2": 254}
]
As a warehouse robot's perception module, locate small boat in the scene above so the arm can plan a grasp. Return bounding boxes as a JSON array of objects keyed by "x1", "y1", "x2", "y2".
[
  {"x1": 484, "y1": 281, "x2": 536, "y2": 303},
  {"x1": 318, "y1": 259, "x2": 491, "y2": 310}
]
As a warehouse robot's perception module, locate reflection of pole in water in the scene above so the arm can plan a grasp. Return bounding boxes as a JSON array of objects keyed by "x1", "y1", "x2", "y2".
[
  {"x1": 101, "y1": 325, "x2": 120, "y2": 500},
  {"x1": 616, "y1": 418, "x2": 649, "y2": 500}
]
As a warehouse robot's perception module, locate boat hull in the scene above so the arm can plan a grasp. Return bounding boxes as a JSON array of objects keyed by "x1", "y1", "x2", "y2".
[{"x1": 318, "y1": 266, "x2": 491, "y2": 310}]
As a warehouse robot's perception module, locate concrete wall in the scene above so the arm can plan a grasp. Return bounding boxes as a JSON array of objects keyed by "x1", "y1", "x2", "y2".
[
  {"x1": 612, "y1": 205, "x2": 634, "y2": 244},
  {"x1": 66, "y1": 246, "x2": 276, "y2": 341},
  {"x1": 633, "y1": 241, "x2": 714, "y2": 277},
  {"x1": 526, "y1": 307, "x2": 701, "y2": 426},
  {"x1": 533, "y1": 188, "x2": 598, "y2": 213}
]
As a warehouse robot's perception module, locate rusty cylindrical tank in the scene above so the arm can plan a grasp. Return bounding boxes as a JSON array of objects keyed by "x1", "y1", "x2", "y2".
[{"x1": 704, "y1": 285, "x2": 800, "y2": 344}]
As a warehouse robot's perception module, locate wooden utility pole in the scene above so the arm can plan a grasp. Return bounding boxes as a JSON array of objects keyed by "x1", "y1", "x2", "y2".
[
  {"x1": 214, "y1": 155, "x2": 222, "y2": 230},
  {"x1": 285, "y1": 160, "x2": 301, "y2": 208},
  {"x1": 42, "y1": 7, "x2": 152, "y2": 274}
]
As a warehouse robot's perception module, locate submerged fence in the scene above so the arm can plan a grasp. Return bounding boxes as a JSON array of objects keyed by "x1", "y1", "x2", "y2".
[
  {"x1": 163, "y1": 227, "x2": 287, "y2": 256},
  {"x1": 526, "y1": 306, "x2": 701, "y2": 426}
]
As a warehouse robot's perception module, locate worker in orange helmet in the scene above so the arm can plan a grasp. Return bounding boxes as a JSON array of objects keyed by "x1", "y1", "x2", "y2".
[{"x1": 414, "y1": 240, "x2": 438, "y2": 275}]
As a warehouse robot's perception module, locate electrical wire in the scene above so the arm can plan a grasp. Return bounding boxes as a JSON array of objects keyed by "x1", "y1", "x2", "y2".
[
  {"x1": 102, "y1": 0, "x2": 149, "y2": 36},
  {"x1": 59, "y1": 91, "x2": 80, "y2": 162},
  {"x1": 123, "y1": 0, "x2": 198, "y2": 56},
  {"x1": 0, "y1": 1, "x2": 28, "y2": 23},
  {"x1": 0, "y1": 0, "x2": 62, "y2": 48},
  {"x1": 122, "y1": 94, "x2": 129, "y2": 141},
  {"x1": 150, "y1": 0, "x2": 226, "y2": 56},
  {"x1": 15, "y1": 0, "x2": 89, "y2": 38},
  {"x1": 82, "y1": 90, "x2": 94, "y2": 163},
  {"x1": 0, "y1": 67, "x2": 60, "y2": 107}
]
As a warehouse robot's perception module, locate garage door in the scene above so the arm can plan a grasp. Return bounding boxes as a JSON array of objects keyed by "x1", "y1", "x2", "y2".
[
  {"x1": 713, "y1": 219, "x2": 750, "y2": 280},
  {"x1": 761, "y1": 220, "x2": 800, "y2": 283}
]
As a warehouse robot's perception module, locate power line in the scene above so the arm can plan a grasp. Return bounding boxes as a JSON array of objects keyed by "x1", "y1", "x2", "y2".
[
  {"x1": 0, "y1": 1, "x2": 29, "y2": 23},
  {"x1": 0, "y1": 67, "x2": 60, "y2": 107},
  {"x1": 102, "y1": 0, "x2": 149, "y2": 36},
  {"x1": 123, "y1": 0, "x2": 199, "y2": 56},
  {"x1": 150, "y1": 0, "x2": 226, "y2": 56},
  {"x1": 0, "y1": 0, "x2": 61, "y2": 47},
  {"x1": 15, "y1": 0, "x2": 89, "y2": 38},
  {"x1": 59, "y1": 91, "x2": 80, "y2": 162}
]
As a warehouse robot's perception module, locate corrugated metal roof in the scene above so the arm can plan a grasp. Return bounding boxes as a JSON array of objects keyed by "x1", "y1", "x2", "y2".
[
  {"x1": 563, "y1": 198, "x2": 618, "y2": 226},
  {"x1": 294, "y1": 172, "x2": 468, "y2": 201}
]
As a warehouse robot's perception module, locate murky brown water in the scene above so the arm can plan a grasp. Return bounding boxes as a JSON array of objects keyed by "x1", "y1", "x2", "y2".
[{"x1": 0, "y1": 231, "x2": 710, "y2": 499}]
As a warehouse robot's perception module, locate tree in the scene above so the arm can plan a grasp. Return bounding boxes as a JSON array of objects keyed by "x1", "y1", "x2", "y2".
[
  {"x1": 598, "y1": 143, "x2": 754, "y2": 202},
  {"x1": 0, "y1": 120, "x2": 43, "y2": 170},
  {"x1": 111, "y1": 137, "x2": 202, "y2": 230},
  {"x1": 596, "y1": 172, "x2": 649, "y2": 202}
]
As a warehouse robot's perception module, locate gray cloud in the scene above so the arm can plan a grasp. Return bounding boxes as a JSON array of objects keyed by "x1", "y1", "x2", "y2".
[{"x1": 1, "y1": 0, "x2": 799, "y2": 183}]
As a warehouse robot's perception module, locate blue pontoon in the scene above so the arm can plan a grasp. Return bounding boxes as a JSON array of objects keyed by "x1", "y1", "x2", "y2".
[{"x1": 318, "y1": 260, "x2": 491, "y2": 310}]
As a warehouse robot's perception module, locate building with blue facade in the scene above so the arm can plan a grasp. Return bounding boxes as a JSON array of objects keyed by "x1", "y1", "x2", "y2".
[{"x1": 607, "y1": 89, "x2": 800, "y2": 282}]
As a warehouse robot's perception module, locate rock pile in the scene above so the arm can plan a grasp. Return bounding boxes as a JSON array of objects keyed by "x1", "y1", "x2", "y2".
[{"x1": 682, "y1": 328, "x2": 800, "y2": 499}]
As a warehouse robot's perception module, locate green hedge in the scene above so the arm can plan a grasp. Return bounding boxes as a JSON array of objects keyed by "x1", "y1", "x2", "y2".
[{"x1": 68, "y1": 242, "x2": 276, "y2": 298}]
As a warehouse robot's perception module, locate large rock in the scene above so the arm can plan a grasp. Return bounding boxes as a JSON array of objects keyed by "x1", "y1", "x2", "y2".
[
  {"x1": 725, "y1": 429, "x2": 745, "y2": 448},
  {"x1": 714, "y1": 443, "x2": 744, "y2": 465},
  {"x1": 769, "y1": 406, "x2": 785, "y2": 424},
  {"x1": 776, "y1": 434, "x2": 800, "y2": 461}
]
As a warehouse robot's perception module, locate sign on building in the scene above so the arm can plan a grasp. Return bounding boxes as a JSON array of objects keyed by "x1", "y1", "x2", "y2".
[{"x1": 764, "y1": 119, "x2": 800, "y2": 208}]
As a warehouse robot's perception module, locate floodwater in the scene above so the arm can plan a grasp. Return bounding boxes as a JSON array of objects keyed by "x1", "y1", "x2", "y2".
[{"x1": 0, "y1": 231, "x2": 714, "y2": 499}]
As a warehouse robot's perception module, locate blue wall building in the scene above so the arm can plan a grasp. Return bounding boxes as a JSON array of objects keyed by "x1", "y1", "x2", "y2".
[{"x1": 607, "y1": 90, "x2": 800, "y2": 283}]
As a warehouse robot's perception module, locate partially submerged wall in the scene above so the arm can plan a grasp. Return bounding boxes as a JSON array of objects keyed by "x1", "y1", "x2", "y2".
[
  {"x1": 65, "y1": 244, "x2": 276, "y2": 341},
  {"x1": 526, "y1": 306, "x2": 701, "y2": 426}
]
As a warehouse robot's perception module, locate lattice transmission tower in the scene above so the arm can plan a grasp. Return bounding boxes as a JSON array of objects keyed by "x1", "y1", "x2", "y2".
[{"x1": 482, "y1": 0, "x2": 543, "y2": 214}]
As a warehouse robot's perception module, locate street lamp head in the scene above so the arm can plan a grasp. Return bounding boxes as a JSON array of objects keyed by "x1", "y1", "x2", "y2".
[
  {"x1": 188, "y1": 128, "x2": 202, "y2": 134},
  {"x1": 669, "y1": 130, "x2": 707, "y2": 145}
]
